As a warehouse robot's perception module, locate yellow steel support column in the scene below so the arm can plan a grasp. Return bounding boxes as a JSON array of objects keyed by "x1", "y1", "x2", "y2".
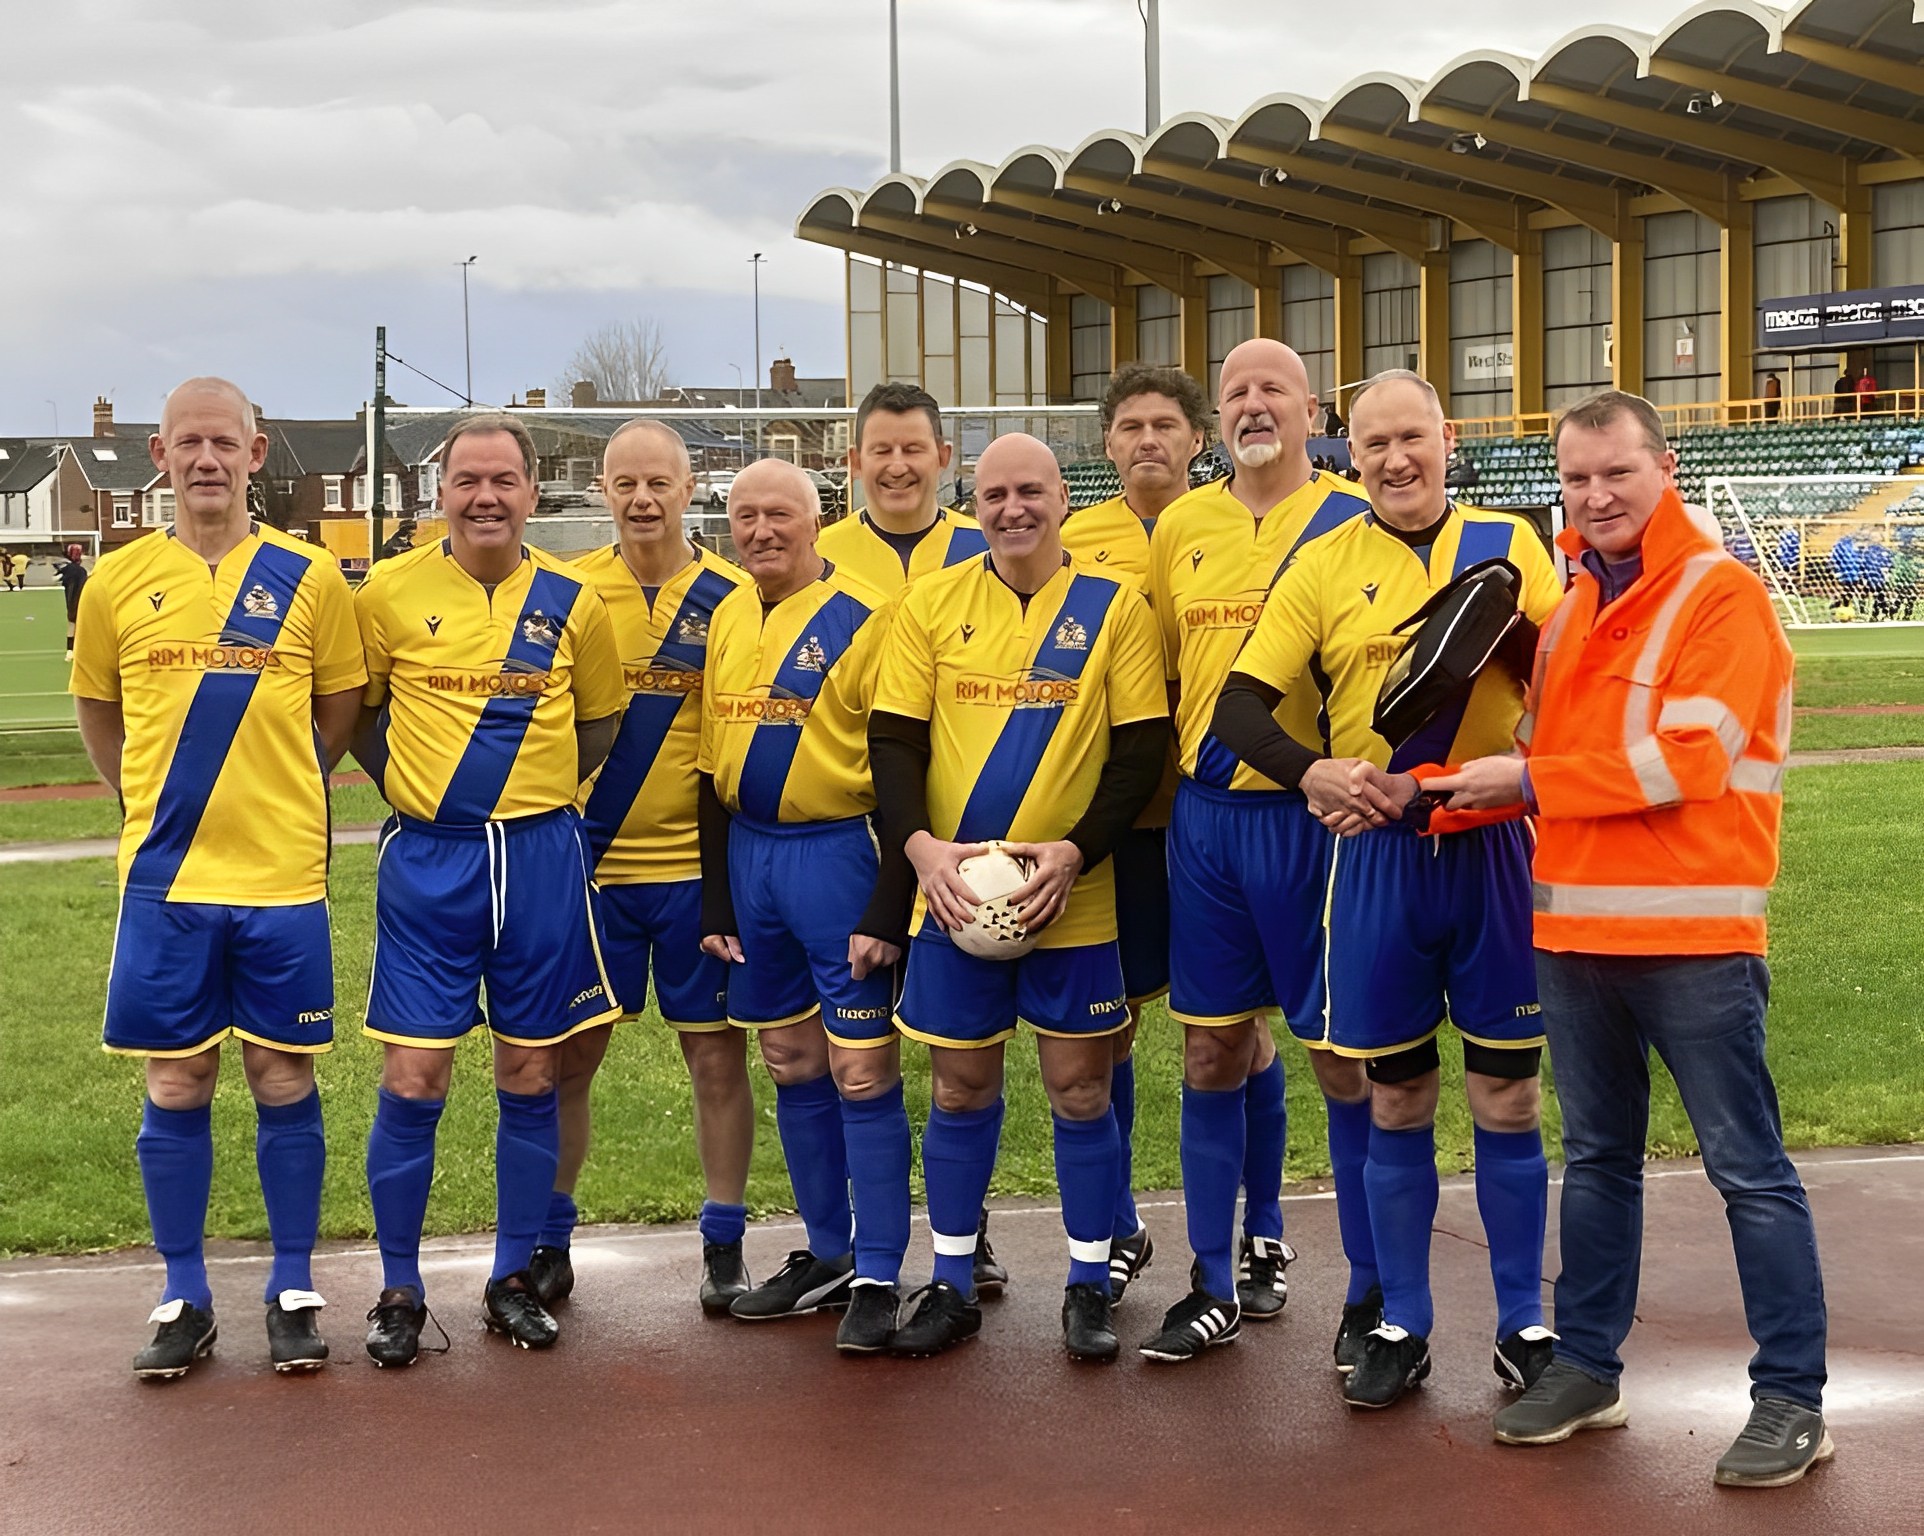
[
  {"x1": 1419, "y1": 249, "x2": 1451, "y2": 415},
  {"x1": 1110, "y1": 284, "x2": 1138, "y2": 369},
  {"x1": 1256, "y1": 263, "x2": 1283, "y2": 341},
  {"x1": 1612, "y1": 213, "x2": 1646, "y2": 397},
  {"x1": 1512, "y1": 226, "x2": 1545, "y2": 417},
  {"x1": 1838, "y1": 162, "x2": 1873, "y2": 290},
  {"x1": 1046, "y1": 281, "x2": 1074, "y2": 403},
  {"x1": 1721, "y1": 195, "x2": 1756, "y2": 404},
  {"x1": 1179, "y1": 259, "x2": 1209, "y2": 393}
]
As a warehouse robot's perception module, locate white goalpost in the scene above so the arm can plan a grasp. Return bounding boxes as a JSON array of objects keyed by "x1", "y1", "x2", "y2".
[{"x1": 1702, "y1": 473, "x2": 1924, "y2": 628}]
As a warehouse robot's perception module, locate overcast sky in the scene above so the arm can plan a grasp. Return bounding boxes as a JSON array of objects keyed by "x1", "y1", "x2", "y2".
[{"x1": 5, "y1": 0, "x2": 1687, "y2": 430}]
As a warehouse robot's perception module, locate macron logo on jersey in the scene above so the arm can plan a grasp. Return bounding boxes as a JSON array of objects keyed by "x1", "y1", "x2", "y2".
[
  {"x1": 425, "y1": 614, "x2": 443, "y2": 635},
  {"x1": 1362, "y1": 582, "x2": 1380, "y2": 604},
  {"x1": 149, "y1": 590, "x2": 165, "y2": 611}
]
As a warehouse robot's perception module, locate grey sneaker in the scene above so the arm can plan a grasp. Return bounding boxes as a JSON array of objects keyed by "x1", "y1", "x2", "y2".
[
  {"x1": 1493, "y1": 1359, "x2": 1629, "y2": 1445},
  {"x1": 1713, "y1": 1398, "x2": 1834, "y2": 1488}
]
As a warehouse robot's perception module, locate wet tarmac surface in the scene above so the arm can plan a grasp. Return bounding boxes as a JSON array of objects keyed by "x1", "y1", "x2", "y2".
[{"x1": 3, "y1": 1146, "x2": 1919, "y2": 1534}]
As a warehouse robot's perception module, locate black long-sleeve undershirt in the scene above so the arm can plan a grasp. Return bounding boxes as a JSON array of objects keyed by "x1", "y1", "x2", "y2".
[{"x1": 1208, "y1": 674, "x2": 1323, "y2": 791}]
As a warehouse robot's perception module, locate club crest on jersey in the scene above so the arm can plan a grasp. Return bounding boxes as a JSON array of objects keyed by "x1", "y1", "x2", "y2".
[
  {"x1": 1052, "y1": 616, "x2": 1088, "y2": 651},
  {"x1": 1361, "y1": 582, "x2": 1379, "y2": 604},
  {"x1": 425, "y1": 614, "x2": 443, "y2": 635},
  {"x1": 148, "y1": 590, "x2": 165, "y2": 611},
  {"x1": 793, "y1": 635, "x2": 829, "y2": 672},
  {"x1": 242, "y1": 584, "x2": 279, "y2": 619},
  {"x1": 675, "y1": 611, "x2": 710, "y2": 643},
  {"x1": 521, "y1": 610, "x2": 561, "y2": 648}
]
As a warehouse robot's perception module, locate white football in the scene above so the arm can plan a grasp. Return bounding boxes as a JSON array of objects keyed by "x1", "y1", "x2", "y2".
[{"x1": 951, "y1": 843, "x2": 1039, "y2": 961}]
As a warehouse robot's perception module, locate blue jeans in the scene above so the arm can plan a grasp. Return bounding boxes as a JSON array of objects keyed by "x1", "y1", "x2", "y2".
[{"x1": 1536, "y1": 951, "x2": 1827, "y2": 1409}]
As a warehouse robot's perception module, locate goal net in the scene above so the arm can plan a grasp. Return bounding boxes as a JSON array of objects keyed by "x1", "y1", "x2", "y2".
[{"x1": 1702, "y1": 474, "x2": 1924, "y2": 628}]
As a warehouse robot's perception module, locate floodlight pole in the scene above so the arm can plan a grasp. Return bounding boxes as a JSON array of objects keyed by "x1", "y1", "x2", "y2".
[
  {"x1": 1144, "y1": 0, "x2": 1161, "y2": 135},
  {"x1": 458, "y1": 255, "x2": 478, "y2": 405},
  {"x1": 370, "y1": 326, "x2": 389, "y2": 564},
  {"x1": 889, "y1": 0, "x2": 901, "y2": 174},
  {"x1": 750, "y1": 252, "x2": 766, "y2": 456}
]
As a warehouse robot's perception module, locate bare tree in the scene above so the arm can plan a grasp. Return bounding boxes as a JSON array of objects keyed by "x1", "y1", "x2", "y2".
[{"x1": 558, "y1": 318, "x2": 672, "y2": 404}]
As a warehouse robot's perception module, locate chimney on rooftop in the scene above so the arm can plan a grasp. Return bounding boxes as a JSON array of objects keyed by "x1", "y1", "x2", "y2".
[
  {"x1": 93, "y1": 397, "x2": 114, "y2": 438},
  {"x1": 770, "y1": 358, "x2": 797, "y2": 394},
  {"x1": 527, "y1": 387, "x2": 547, "y2": 409},
  {"x1": 571, "y1": 380, "x2": 598, "y2": 409}
]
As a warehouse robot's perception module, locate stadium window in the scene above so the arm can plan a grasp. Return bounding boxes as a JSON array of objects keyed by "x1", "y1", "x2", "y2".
[
  {"x1": 1753, "y1": 194, "x2": 1841, "y2": 405},
  {"x1": 1448, "y1": 239, "x2": 1514, "y2": 423},
  {"x1": 1135, "y1": 285, "x2": 1180, "y2": 368},
  {"x1": 1281, "y1": 264, "x2": 1335, "y2": 404},
  {"x1": 1872, "y1": 180, "x2": 1924, "y2": 288},
  {"x1": 149, "y1": 490, "x2": 176, "y2": 525},
  {"x1": 1069, "y1": 295, "x2": 1112, "y2": 402},
  {"x1": 1205, "y1": 276, "x2": 1256, "y2": 401},
  {"x1": 1361, "y1": 252, "x2": 1420, "y2": 377},
  {"x1": 1641, "y1": 211, "x2": 1721, "y2": 408},
  {"x1": 1542, "y1": 225, "x2": 1612, "y2": 410}
]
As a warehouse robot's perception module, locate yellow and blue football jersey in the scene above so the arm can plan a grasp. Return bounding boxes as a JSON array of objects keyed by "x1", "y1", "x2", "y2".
[
  {"x1": 573, "y1": 544, "x2": 749, "y2": 883},
  {"x1": 873, "y1": 554, "x2": 1167, "y2": 949},
  {"x1": 69, "y1": 522, "x2": 366, "y2": 905},
  {"x1": 355, "y1": 540, "x2": 624, "y2": 824},
  {"x1": 698, "y1": 561, "x2": 892, "y2": 824},
  {"x1": 1061, "y1": 494, "x2": 1153, "y2": 591},
  {"x1": 1234, "y1": 504, "x2": 1563, "y2": 771},
  {"x1": 1147, "y1": 470, "x2": 1370, "y2": 791},
  {"x1": 816, "y1": 507, "x2": 988, "y2": 598}
]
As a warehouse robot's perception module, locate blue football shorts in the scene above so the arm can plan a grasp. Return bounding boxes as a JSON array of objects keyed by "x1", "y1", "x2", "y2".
[
  {"x1": 1323, "y1": 817, "x2": 1543, "y2": 1059},
  {"x1": 1114, "y1": 825, "x2": 1171, "y2": 1006},
  {"x1": 896, "y1": 929, "x2": 1129, "y2": 1050},
  {"x1": 103, "y1": 893, "x2": 334, "y2": 1057},
  {"x1": 364, "y1": 807, "x2": 621, "y2": 1048},
  {"x1": 1166, "y1": 779, "x2": 1334, "y2": 1041},
  {"x1": 598, "y1": 878, "x2": 729, "y2": 1031},
  {"x1": 723, "y1": 814, "x2": 895, "y2": 1048}
]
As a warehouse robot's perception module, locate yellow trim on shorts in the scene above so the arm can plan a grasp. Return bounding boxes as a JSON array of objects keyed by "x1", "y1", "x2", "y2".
[
  {"x1": 1294, "y1": 1036, "x2": 1338, "y2": 1053},
  {"x1": 1125, "y1": 983, "x2": 1171, "y2": 1008},
  {"x1": 103, "y1": 1029, "x2": 332, "y2": 1059},
  {"x1": 894, "y1": 1014, "x2": 1017, "y2": 1051},
  {"x1": 1456, "y1": 1027, "x2": 1548, "y2": 1053},
  {"x1": 1167, "y1": 1005, "x2": 1278, "y2": 1028},
  {"x1": 1028, "y1": 1017, "x2": 1134, "y2": 1042},
  {"x1": 1324, "y1": 1021, "x2": 1443, "y2": 1061},
  {"x1": 232, "y1": 1028, "x2": 332, "y2": 1055},
  {"x1": 661, "y1": 1015, "x2": 731, "y2": 1033},
  {"x1": 823, "y1": 1026, "x2": 898, "y2": 1051},
  {"x1": 362, "y1": 1025, "x2": 465, "y2": 1050},
  {"x1": 362, "y1": 1001, "x2": 623, "y2": 1051},
  {"x1": 492, "y1": 1006, "x2": 622, "y2": 1048},
  {"x1": 729, "y1": 1006, "x2": 820, "y2": 1032}
]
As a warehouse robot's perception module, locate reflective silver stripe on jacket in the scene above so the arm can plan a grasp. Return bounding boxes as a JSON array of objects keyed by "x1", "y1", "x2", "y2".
[
  {"x1": 1656, "y1": 694, "x2": 1748, "y2": 765},
  {"x1": 1618, "y1": 553, "x2": 1727, "y2": 808},
  {"x1": 1532, "y1": 882, "x2": 1770, "y2": 917}
]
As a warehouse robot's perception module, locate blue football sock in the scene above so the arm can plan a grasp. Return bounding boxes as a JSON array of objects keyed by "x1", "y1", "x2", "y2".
[
  {"x1": 773, "y1": 1075, "x2": 852, "y2": 1261},
  {"x1": 699, "y1": 1200, "x2": 748, "y2": 1247},
  {"x1": 1111, "y1": 1055, "x2": 1141, "y2": 1240},
  {"x1": 1180, "y1": 1082, "x2": 1245, "y2": 1300},
  {"x1": 539, "y1": 1190, "x2": 578, "y2": 1251},
  {"x1": 255, "y1": 1089, "x2": 325, "y2": 1302},
  {"x1": 1054, "y1": 1112, "x2": 1120, "y2": 1291},
  {"x1": 841, "y1": 1082, "x2": 912, "y2": 1284},
  {"x1": 1474, "y1": 1123, "x2": 1549, "y2": 1338},
  {"x1": 137, "y1": 1099, "x2": 214, "y2": 1311},
  {"x1": 922, "y1": 1099, "x2": 1004, "y2": 1294},
  {"x1": 365, "y1": 1088, "x2": 444, "y2": 1301},
  {"x1": 1325, "y1": 1096, "x2": 1380, "y2": 1304},
  {"x1": 1241, "y1": 1055, "x2": 1287, "y2": 1241},
  {"x1": 493, "y1": 1088, "x2": 560, "y2": 1283},
  {"x1": 1365, "y1": 1121, "x2": 1439, "y2": 1339}
]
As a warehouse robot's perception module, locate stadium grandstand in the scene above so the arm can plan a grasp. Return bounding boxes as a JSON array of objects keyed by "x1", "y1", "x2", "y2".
[{"x1": 795, "y1": 0, "x2": 1924, "y2": 558}]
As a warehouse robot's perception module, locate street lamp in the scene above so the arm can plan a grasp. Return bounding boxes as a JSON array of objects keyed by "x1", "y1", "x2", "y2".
[
  {"x1": 457, "y1": 255, "x2": 479, "y2": 405},
  {"x1": 749, "y1": 252, "x2": 766, "y2": 455}
]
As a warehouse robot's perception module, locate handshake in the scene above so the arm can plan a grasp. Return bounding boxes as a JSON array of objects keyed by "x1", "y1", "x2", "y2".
[{"x1": 1301, "y1": 754, "x2": 1529, "y2": 836}]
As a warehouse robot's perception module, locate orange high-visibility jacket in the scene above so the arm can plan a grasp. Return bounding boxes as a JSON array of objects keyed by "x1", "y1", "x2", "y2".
[{"x1": 1519, "y1": 488, "x2": 1792, "y2": 956}]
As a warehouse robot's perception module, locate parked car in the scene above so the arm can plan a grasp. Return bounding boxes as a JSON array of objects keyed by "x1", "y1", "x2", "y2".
[
  {"x1": 806, "y1": 469, "x2": 847, "y2": 520},
  {"x1": 697, "y1": 468, "x2": 738, "y2": 507}
]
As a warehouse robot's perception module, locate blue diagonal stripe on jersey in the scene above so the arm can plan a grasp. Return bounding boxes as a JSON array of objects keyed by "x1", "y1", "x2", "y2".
[
  {"x1": 942, "y1": 523, "x2": 989, "y2": 565},
  {"x1": 125, "y1": 539, "x2": 313, "y2": 897},
  {"x1": 1194, "y1": 487, "x2": 1369, "y2": 789},
  {"x1": 734, "y1": 587, "x2": 872, "y2": 823},
  {"x1": 435, "y1": 565, "x2": 585, "y2": 823},
  {"x1": 953, "y1": 573, "x2": 1120, "y2": 844},
  {"x1": 1387, "y1": 516, "x2": 1518, "y2": 773},
  {"x1": 580, "y1": 565, "x2": 736, "y2": 864}
]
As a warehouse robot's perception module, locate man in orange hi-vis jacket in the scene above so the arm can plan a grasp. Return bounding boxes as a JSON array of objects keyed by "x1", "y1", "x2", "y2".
[{"x1": 1431, "y1": 389, "x2": 1830, "y2": 1491}]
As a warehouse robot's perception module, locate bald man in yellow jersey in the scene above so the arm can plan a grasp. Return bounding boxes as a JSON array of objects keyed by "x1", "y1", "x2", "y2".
[
  {"x1": 354, "y1": 413, "x2": 625, "y2": 1365},
  {"x1": 1057, "y1": 363, "x2": 1209, "y2": 1301},
  {"x1": 817, "y1": 382, "x2": 988, "y2": 596},
  {"x1": 870, "y1": 433, "x2": 1168, "y2": 1362},
  {"x1": 697, "y1": 460, "x2": 915, "y2": 1353},
  {"x1": 522, "y1": 421, "x2": 754, "y2": 1316},
  {"x1": 1213, "y1": 370, "x2": 1562, "y2": 1409},
  {"x1": 1138, "y1": 339, "x2": 1374, "y2": 1364},
  {"x1": 72, "y1": 377, "x2": 364, "y2": 1380}
]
